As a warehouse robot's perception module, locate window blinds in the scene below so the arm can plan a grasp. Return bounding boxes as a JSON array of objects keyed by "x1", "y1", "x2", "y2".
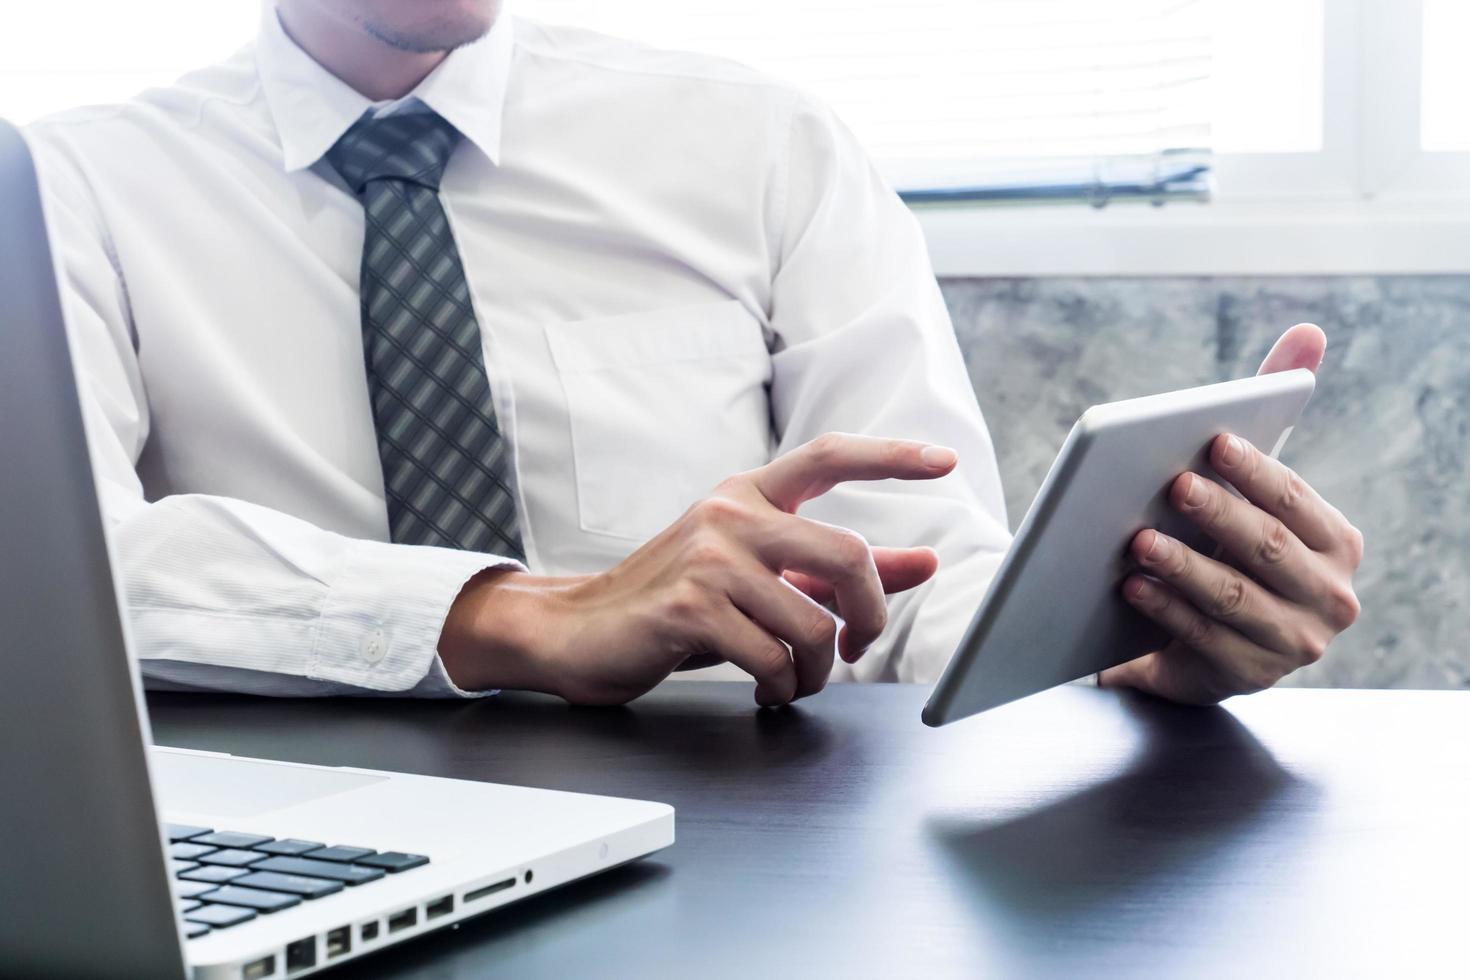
[{"x1": 516, "y1": 0, "x2": 1213, "y2": 206}]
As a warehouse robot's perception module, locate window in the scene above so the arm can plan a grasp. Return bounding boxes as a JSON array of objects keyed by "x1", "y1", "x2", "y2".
[
  {"x1": 1209, "y1": 0, "x2": 1470, "y2": 206},
  {"x1": 1211, "y1": 0, "x2": 1324, "y2": 154},
  {"x1": 4, "y1": 1, "x2": 1467, "y2": 274},
  {"x1": 519, "y1": 0, "x2": 1470, "y2": 209},
  {"x1": 523, "y1": 0, "x2": 1213, "y2": 206},
  {"x1": 1421, "y1": 0, "x2": 1470, "y2": 150},
  {"x1": 5, "y1": 0, "x2": 1461, "y2": 200},
  {"x1": 0, "y1": 1, "x2": 256, "y2": 125}
]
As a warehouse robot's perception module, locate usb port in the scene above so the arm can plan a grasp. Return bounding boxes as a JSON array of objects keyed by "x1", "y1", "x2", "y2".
[
  {"x1": 387, "y1": 908, "x2": 418, "y2": 934},
  {"x1": 326, "y1": 926, "x2": 351, "y2": 959},
  {"x1": 285, "y1": 937, "x2": 316, "y2": 973},
  {"x1": 465, "y1": 878, "x2": 516, "y2": 903},
  {"x1": 425, "y1": 895, "x2": 454, "y2": 920}
]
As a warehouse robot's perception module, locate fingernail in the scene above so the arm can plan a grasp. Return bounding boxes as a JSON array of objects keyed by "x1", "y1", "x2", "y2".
[
  {"x1": 1221, "y1": 434, "x2": 1245, "y2": 467},
  {"x1": 1125, "y1": 577, "x2": 1152, "y2": 602},
  {"x1": 1142, "y1": 531, "x2": 1168, "y2": 565},
  {"x1": 920, "y1": 445, "x2": 957, "y2": 469},
  {"x1": 1181, "y1": 473, "x2": 1208, "y2": 508}
]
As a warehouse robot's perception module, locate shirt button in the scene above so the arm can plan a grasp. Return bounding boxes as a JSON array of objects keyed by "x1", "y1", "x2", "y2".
[{"x1": 361, "y1": 628, "x2": 387, "y2": 665}]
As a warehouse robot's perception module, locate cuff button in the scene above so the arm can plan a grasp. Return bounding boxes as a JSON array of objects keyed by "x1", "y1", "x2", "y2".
[{"x1": 360, "y1": 628, "x2": 387, "y2": 665}]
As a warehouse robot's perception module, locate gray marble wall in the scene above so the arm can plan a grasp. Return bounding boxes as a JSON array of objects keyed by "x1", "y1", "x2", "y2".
[{"x1": 940, "y1": 276, "x2": 1469, "y2": 691}]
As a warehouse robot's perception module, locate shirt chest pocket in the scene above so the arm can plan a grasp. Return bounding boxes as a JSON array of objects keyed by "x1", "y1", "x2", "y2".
[{"x1": 545, "y1": 300, "x2": 775, "y2": 542}]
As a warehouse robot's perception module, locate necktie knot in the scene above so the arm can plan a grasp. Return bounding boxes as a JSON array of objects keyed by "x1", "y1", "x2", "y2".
[{"x1": 325, "y1": 111, "x2": 462, "y2": 195}]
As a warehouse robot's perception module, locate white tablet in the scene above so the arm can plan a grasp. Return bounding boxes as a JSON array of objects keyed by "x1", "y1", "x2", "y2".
[{"x1": 922, "y1": 369, "x2": 1316, "y2": 727}]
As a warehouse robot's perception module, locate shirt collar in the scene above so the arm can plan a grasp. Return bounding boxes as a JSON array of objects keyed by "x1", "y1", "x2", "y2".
[{"x1": 255, "y1": 2, "x2": 514, "y2": 173}]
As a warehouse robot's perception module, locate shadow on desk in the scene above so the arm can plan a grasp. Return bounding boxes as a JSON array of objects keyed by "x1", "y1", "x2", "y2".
[
  {"x1": 926, "y1": 694, "x2": 1322, "y2": 946},
  {"x1": 448, "y1": 692, "x2": 841, "y2": 783}
]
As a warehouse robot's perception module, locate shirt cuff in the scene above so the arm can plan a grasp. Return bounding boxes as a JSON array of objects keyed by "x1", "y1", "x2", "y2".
[{"x1": 308, "y1": 538, "x2": 523, "y2": 697}]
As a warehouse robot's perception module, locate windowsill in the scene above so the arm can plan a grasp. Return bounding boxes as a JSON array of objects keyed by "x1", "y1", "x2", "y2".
[{"x1": 913, "y1": 197, "x2": 1470, "y2": 278}]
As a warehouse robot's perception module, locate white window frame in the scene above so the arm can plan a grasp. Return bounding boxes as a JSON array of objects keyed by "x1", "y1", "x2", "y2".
[{"x1": 918, "y1": 0, "x2": 1470, "y2": 277}]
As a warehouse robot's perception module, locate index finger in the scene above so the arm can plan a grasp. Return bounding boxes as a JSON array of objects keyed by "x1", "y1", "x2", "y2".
[
  {"x1": 751, "y1": 433, "x2": 957, "y2": 513},
  {"x1": 1209, "y1": 433, "x2": 1353, "y2": 554}
]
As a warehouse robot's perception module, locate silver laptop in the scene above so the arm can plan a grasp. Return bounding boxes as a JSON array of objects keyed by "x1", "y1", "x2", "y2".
[{"x1": 0, "y1": 119, "x2": 674, "y2": 980}]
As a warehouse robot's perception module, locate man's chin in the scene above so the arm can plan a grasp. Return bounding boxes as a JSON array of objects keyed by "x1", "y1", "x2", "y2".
[{"x1": 359, "y1": 16, "x2": 494, "y2": 54}]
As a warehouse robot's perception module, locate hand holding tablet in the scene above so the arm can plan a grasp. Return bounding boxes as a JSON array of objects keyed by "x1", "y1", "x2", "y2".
[{"x1": 925, "y1": 325, "x2": 1364, "y2": 725}]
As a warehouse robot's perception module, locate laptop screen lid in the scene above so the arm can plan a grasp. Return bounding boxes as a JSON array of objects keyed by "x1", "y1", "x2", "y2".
[{"x1": 0, "y1": 119, "x2": 187, "y2": 979}]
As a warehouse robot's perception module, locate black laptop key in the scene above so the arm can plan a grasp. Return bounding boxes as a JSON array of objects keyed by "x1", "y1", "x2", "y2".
[
  {"x1": 197, "y1": 848, "x2": 266, "y2": 868},
  {"x1": 303, "y1": 845, "x2": 376, "y2": 863},
  {"x1": 253, "y1": 856, "x2": 385, "y2": 885},
  {"x1": 184, "y1": 903, "x2": 257, "y2": 929},
  {"x1": 169, "y1": 842, "x2": 217, "y2": 860},
  {"x1": 183, "y1": 921, "x2": 210, "y2": 939},
  {"x1": 169, "y1": 859, "x2": 200, "y2": 875},
  {"x1": 179, "y1": 865, "x2": 251, "y2": 884},
  {"x1": 235, "y1": 871, "x2": 344, "y2": 899},
  {"x1": 174, "y1": 879, "x2": 214, "y2": 899},
  {"x1": 254, "y1": 838, "x2": 325, "y2": 856},
  {"x1": 176, "y1": 899, "x2": 202, "y2": 914},
  {"x1": 201, "y1": 884, "x2": 302, "y2": 913},
  {"x1": 165, "y1": 823, "x2": 214, "y2": 842},
  {"x1": 193, "y1": 831, "x2": 273, "y2": 849},
  {"x1": 358, "y1": 852, "x2": 430, "y2": 873}
]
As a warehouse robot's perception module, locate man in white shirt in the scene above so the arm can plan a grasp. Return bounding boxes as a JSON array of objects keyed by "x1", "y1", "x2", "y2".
[{"x1": 27, "y1": 0, "x2": 1362, "y2": 707}]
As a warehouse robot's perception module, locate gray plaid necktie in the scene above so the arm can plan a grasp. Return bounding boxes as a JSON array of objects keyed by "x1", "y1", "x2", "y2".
[{"x1": 325, "y1": 110, "x2": 523, "y2": 559}]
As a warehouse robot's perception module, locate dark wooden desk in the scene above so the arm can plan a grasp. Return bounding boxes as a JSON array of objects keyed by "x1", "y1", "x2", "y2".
[{"x1": 148, "y1": 684, "x2": 1469, "y2": 978}]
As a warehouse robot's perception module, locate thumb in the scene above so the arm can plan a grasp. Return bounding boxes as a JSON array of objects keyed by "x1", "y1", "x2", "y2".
[{"x1": 1258, "y1": 322, "x2": 1327, "y2": 376}]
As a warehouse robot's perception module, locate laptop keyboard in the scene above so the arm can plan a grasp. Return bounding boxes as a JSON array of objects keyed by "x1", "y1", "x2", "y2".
[{"x1": 166, "y1": 823, "x2": 429, "y2": 939}]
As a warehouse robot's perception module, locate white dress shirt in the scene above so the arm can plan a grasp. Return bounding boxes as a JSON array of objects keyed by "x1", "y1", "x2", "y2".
[{"x1": 26, "y1": 5, "x2": 1012, "y2": 697}]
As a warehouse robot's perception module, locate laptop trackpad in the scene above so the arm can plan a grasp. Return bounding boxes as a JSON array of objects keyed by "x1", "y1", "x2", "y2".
[{"x1": 150, "y1": 746, "x2": 387, "y2": 819}]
